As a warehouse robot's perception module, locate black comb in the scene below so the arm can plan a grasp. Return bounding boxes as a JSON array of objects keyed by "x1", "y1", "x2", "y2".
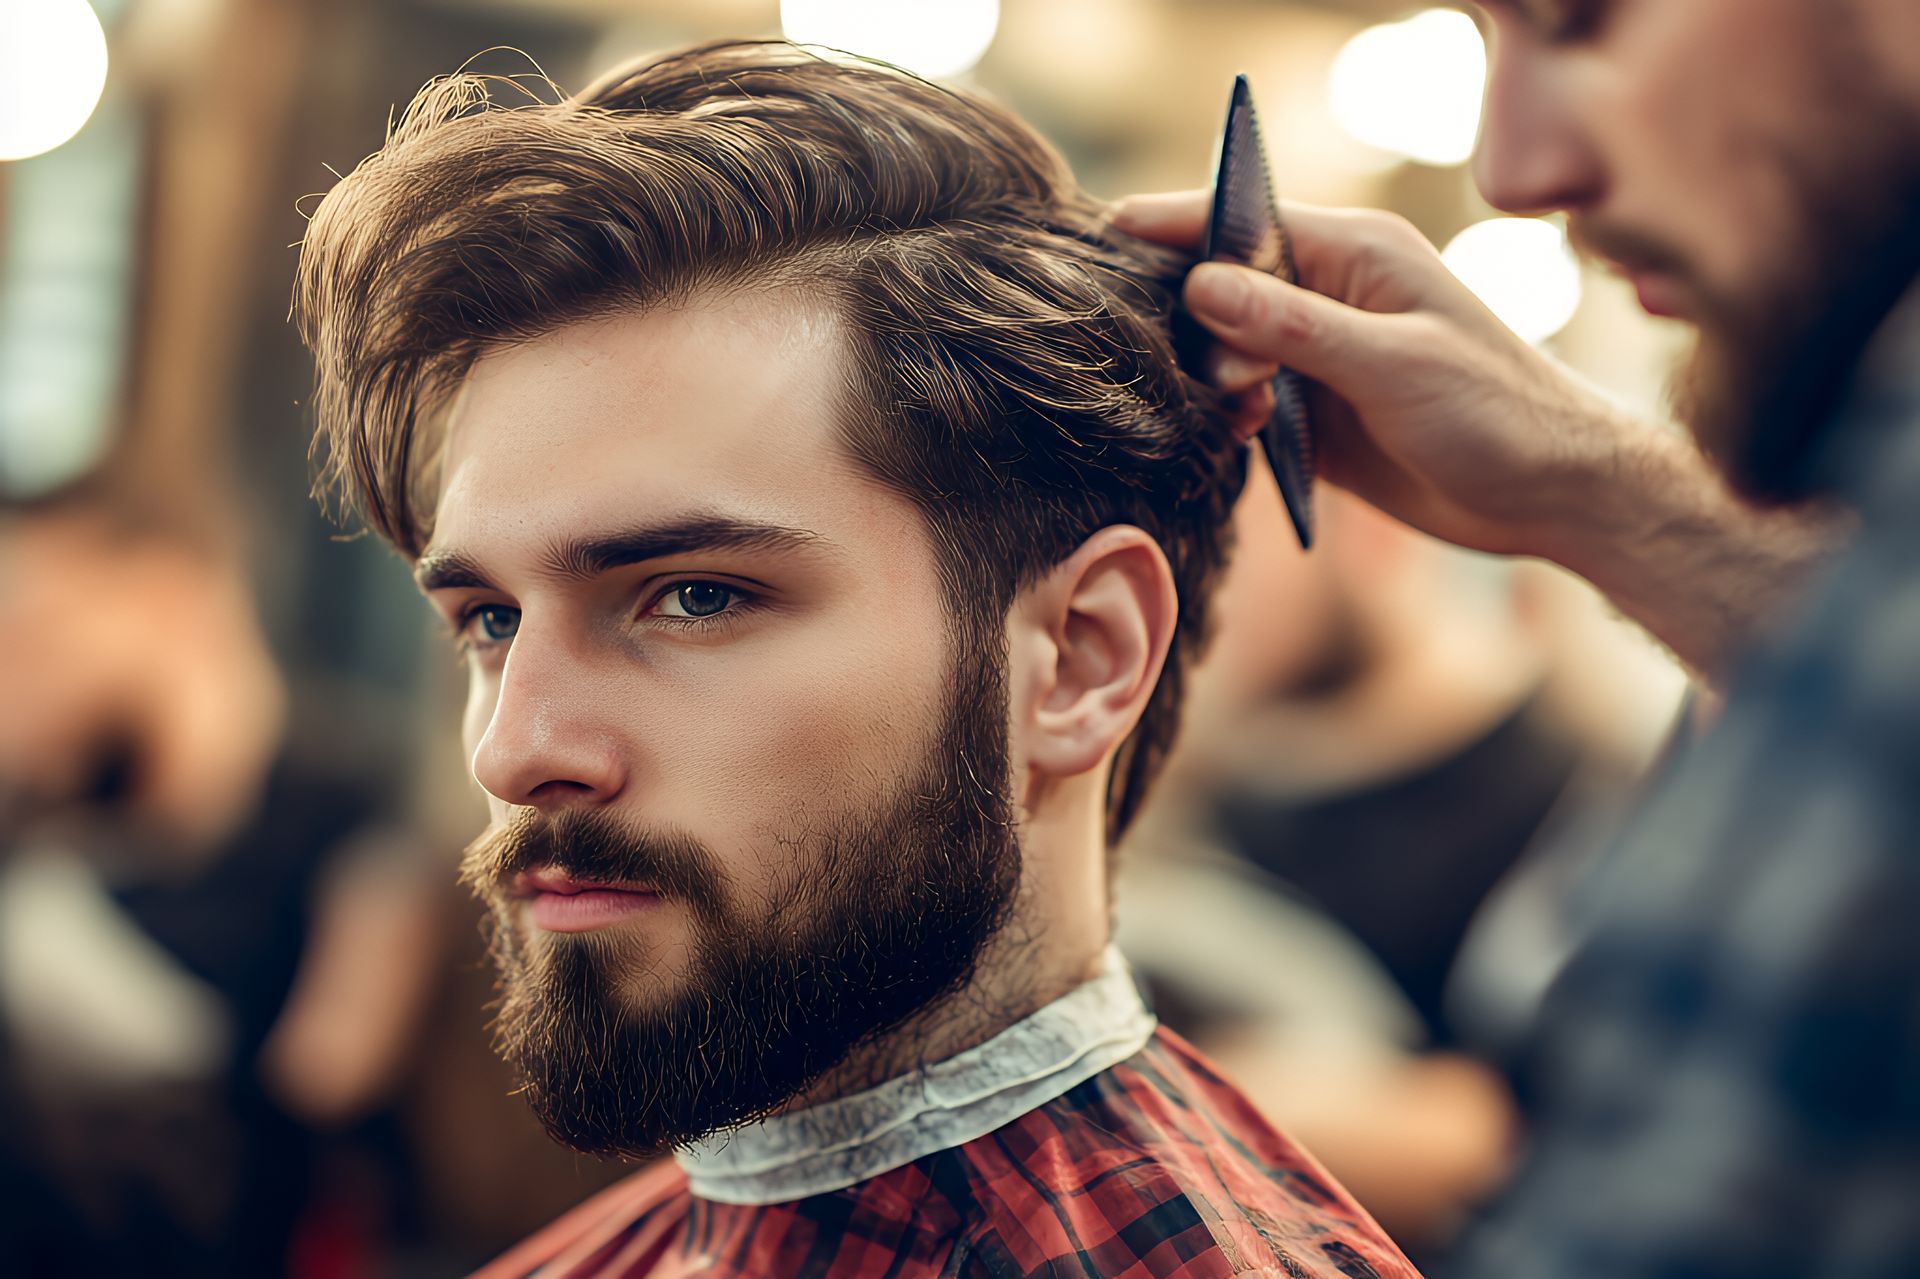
[{"x1": 1202, "y1": 75, "x2": 1316, "y2": 550}]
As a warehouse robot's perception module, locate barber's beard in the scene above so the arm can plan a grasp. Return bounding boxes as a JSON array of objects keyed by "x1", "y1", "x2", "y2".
[
  {"x1": 1669, "y1": 33, "x2": 1920, "y2": 503},
  {"x1": 459, "y1": 638, "x2": 1020, "y2": 1159}
]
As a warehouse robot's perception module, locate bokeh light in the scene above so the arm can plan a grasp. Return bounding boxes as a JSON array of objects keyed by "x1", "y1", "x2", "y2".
[
  {"x1": 0, "y1": 0, "x2": 110, "y2": 162},
  {"x1": 1328, "y1": 8, "x2": 1486, "y2": 168},
  {"x1": 1442, "y1": 217, "x2": 1584, "y2": 345},
  {"x1": 780, "y1": 0, "x2": 1001, "y2": 80}
]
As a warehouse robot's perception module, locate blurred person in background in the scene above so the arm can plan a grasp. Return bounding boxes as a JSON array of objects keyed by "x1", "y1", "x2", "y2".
[
  {"x1": 1113, "y1": 0, "x2": 1920, "y2": 1274},
  {"x1": 0, "y1": 500, "x2": 450, "y2": 1276},
  {"x1": 4, "y1": 0, "x2": 652, "y2": 1270},
  {"x1": 294, "y1": 41, "x2": 1420, "y2": 1279}
]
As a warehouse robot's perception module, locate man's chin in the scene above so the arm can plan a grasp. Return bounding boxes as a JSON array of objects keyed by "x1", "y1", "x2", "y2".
[
  {"x1": 492, "y1": 917, "x2": 1006, "y2": 1158},
  {"x1": 494, "y1": 961, "x2": 754, "y2": 1158},
  {"x1": 1672, "y1": 337, "x2": 1749, "y2": 492},
  {"x1": 1676, "y1": 321, "x2": 1844, "y2": 507}
]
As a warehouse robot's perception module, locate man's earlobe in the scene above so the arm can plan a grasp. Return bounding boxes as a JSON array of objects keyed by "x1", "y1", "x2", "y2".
[{"x1": 1020, "y1": 527, "x2": 1178, "y2": 781}]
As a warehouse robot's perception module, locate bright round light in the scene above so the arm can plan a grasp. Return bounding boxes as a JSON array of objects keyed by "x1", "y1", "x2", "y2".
[
  {"x1": 0, "y1": 0, "x2": 109, "y2": 162},
  {"x1": 1442, "y1": 218, "x2": 1584, "y2": 345},
  {"x1": 780, "y1": 0, "x2": 1001, "y2": 80},
  {"x1": 1328, "y1": 9, "x2": 1485, "y2": 167}
]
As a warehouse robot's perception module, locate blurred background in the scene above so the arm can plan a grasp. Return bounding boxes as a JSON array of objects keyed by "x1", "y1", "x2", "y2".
[{"x1": 0, "y1": 0, "x2": 1691, "y2": 1274}]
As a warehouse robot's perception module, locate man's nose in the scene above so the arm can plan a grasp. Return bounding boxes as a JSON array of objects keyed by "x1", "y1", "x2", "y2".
[
  {"x1": 470, "y1": 633, "x2": 628, "y2": 812},
  {"x1": 1472, "y1": 33, "x2": 1604, "y2": 216}
]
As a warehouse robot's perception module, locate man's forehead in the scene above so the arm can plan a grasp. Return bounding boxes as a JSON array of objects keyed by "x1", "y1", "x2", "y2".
[
  {"x1": 447, "y1": 291, "x2": 847, "y2": 459},
  {"x1": 433, "y1": 290, "x2": 864, "y2": 548}
]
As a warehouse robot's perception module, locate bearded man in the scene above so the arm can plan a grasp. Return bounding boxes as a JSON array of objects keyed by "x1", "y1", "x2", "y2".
[
  {"x1": 296, "y1": 40, "x2": 1417, "y2": 1279},
  {"x1": 1114, "y1": 2, "x2": 1920, "y2": 1276}
]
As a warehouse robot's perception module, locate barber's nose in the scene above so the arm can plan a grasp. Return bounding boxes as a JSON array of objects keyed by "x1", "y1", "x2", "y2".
[
  {"x1": 1472, "y1": 38, "x2": 1604, "y2": 216},
  {"x1": 470, "y1": 635, "x2": 627, "y2": 812}
]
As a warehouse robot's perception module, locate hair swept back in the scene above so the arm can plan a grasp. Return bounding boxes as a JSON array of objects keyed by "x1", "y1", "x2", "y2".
[{"x1": 295, "y1": 39, "x2": 1247, "y2": 841}]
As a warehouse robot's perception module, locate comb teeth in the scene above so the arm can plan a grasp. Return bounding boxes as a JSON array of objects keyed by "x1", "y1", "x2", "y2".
[
  {"x1": 1212, "y1": 99, "x2": 1287, "y2": 276},
  {"x1": 1207, "y1": 76, "x2": 1316, "y2": 549},
  {"x1": 1266, "y1": 369, "x2": 1316, "y2": 547}
]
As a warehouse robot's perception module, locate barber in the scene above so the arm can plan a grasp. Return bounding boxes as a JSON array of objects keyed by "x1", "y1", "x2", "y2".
[{"x1": 1116, "y1": 1, "x2": 1920, "y2": 1275}]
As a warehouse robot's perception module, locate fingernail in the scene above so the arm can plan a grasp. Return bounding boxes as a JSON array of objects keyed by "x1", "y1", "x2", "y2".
[
  {"x1": 1210, "y1": 351, "x2": 1277, "y2": 389},
  {"x1": 1188, "y1": 263, "x2": 1251, "y2": 324}
]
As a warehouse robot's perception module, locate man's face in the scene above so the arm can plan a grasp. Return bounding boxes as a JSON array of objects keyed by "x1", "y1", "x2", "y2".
[
  {"x1": 423, "y1": 292, "x2": 1019, "y2": 1156},
  {"x1": 1474, "y1": 0, "x2": 1920, "y2": 494}
]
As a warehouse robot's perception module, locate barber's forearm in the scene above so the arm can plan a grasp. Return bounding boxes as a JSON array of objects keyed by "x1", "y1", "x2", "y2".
[{"x1": 1538, "y1": 422, "x2": 1853, "y2": 681}]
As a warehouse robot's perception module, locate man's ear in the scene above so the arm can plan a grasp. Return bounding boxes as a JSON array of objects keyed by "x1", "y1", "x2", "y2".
[{"x1": 1011, "y1": 526, "x2": 1179, "y2": 783}]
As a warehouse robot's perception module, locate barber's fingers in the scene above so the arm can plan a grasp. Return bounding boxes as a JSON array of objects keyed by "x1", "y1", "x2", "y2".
[
  {"x1": 1116, "y1": 193, "x2": 1465, "y2": 320},
  {"x1": 1185, "y1": 262, "x2": 1408, "y2": 393},
  {"x1": 1109, "y1": 189, "x2": 1209, "y2": 249},
  {"x1": 1276, "y1": 201, "x2": 1475, "y2": 319},
  {"x1": 1223, "y1": 382, "x2": 1276, "y2": 444},
  {"x1": 1206, "y1": 348, "x2": 1282, "y2": 394}
]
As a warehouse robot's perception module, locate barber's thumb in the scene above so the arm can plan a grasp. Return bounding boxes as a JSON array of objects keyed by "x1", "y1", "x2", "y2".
[{"x1": 1186, "y1": 263, "x2": 1374, "y2": 388}]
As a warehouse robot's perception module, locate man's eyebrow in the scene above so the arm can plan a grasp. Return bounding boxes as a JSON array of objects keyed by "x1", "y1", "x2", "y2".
[
  {"x1": 414, "y1": 516, "x2": 834, "y2": 593},
  {"x1": 544, "y1": 516, "x2": 833, "y2": 581},
  {"x1": 414, "y1": 550, "x2": 493, "y2": 593}
]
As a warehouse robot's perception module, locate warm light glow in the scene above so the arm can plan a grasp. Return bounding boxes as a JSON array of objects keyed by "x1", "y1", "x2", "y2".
[
  {"x1": 1328, "y1": 9, "x2": 1486, "y2": 168},
  {"x1": 780, "y1": 0, "x2": 1001, "y2": 80},
  {"x1": 1442, "y1": 218, "x2": 1584, "y2": 345},
  {"x1": 0, "y1": 0, "x2": 109, "y2": 162}
]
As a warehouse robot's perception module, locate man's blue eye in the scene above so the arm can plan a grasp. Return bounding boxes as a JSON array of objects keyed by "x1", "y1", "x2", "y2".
[
  {"x1": 671, "y1": 583, "x2": 733, "y2": 618},
  {"x1": 472, "y1": 605, "x2": 520, "y2": 643}
]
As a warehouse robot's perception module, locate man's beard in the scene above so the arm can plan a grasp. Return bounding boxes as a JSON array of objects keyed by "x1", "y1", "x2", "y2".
[
  {"x1": 1579, "y1": 15, "x2": 1920, "y2": 505},
  {"x1": 1674, "y1": 178, "x2": 1920, "y2": 505},
  {"x1": 458, "y1": 634, "x2": 1021, "y2": 1159}
]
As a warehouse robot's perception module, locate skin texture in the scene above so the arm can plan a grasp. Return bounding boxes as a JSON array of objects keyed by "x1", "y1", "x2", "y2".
[
  {"x1": 422, "y1": 286, "x2": 1177, "y2": 1138},
  {"x1": 1112, "y1": 0, "x2": 1920, "y2": 679}
]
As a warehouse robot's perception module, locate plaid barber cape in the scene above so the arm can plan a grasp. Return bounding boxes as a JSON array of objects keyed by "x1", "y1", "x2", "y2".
[{"x1": 469, "y1": 1026, "x2": 1418, "y2": 1279}]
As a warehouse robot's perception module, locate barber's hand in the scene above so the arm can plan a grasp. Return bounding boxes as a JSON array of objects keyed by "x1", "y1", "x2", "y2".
[
  {"x1": 1115, "y1": 189, "x2": 1648, "y2": 560},
  {"x1": 1113, "y1": 190, "x2": 1852, "y2": 678}
]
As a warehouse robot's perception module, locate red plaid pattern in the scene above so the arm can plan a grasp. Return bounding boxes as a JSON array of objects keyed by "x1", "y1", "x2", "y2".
[{"x1": 473, "y1": 1027, "x2": 1420, "y2": 1278}]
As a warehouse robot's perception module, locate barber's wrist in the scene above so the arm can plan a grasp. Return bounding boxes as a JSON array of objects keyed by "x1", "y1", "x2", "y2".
[
  {"x1": 1489, "y1": 395, "x2": 1674, "y2": 576},
  {"x1": 1520, "y1": 411, "x2": 1848, "y2": 678},
  {"x1": 1515, "y1": 403, "x2": 1695, "y2": 580},
  {"x1": 1525, "y1": 411, "x2": 1753, "y2": 673}
]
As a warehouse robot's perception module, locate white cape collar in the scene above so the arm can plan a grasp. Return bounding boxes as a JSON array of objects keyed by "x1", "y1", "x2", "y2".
[{"x1": 674, "y1": 946, "x2": 1155, "y2": 1205}]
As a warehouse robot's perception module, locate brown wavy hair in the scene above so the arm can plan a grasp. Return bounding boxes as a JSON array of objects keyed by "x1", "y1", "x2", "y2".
[{"x1": 295, "y1": 40, "x2": 1246, "y2": 840}]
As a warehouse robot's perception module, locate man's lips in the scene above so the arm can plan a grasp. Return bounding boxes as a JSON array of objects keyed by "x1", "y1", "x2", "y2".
[
  {"x1": 512, "y1": 867, "x2": 662, "y2": 933},
  {"x1": 1567, "y1": 222, "x2": 1692, "y2": 321},
  {"x1": 1627, "y1": 268, "x2": 1688, "y2": 320}
]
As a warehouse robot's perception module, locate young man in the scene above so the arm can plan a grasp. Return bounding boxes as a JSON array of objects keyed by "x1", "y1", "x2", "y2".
[
  {"x1": 296, "y1": 41, "x2": 1417, "y2": 1279},
  {"x1": 1116, "y1": 1, "x2": 1920, "y2": 1274}
]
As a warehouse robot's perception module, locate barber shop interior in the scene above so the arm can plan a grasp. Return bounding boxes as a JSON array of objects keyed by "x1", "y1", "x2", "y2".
[{"x1": 4, "y1": 0, "x2": 1915, "y2": 1276}]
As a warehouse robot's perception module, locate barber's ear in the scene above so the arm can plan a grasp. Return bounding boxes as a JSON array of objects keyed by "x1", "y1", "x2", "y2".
[{"x1": 1011, "y1": 526, "x2": 1178, "y2": 782}]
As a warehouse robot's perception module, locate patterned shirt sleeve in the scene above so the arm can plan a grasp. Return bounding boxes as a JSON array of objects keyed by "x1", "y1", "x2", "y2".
[{"x1": 1453, "y1": 336, "x2": 1920, "y2": 1279}]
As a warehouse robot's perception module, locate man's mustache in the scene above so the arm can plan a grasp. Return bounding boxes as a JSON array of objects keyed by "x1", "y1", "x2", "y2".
[
  {"x1": 460, "y1": 809, "x2": 725, "y2": 911},
  {"x1": 1568, "y1": 218, "x2": 1692, "y2": 282}
]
